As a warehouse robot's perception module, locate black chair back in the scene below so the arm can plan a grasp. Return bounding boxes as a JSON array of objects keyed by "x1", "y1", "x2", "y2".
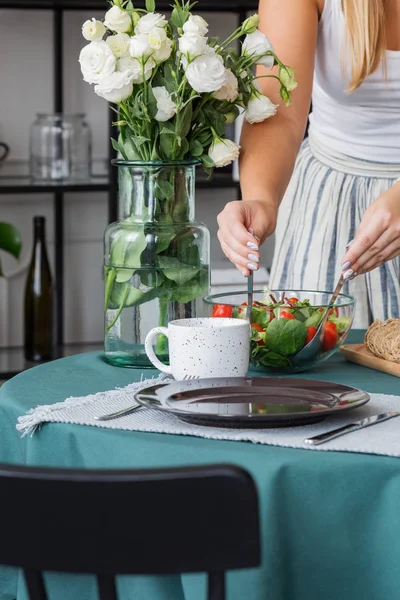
[{"x1": 0, "y1": 463, "x2": 260, "y2": 600}]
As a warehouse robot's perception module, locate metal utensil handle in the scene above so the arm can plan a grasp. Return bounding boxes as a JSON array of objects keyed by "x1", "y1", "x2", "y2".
[
  {"x1": 95, "y1": 404, "x2": 142, "y2": 421},
  {"x1": 245, "y1": 272, "x2": 253, "y2": 322},
  {"x1": 305, "y1": 422, "x2": 360, "y2": 445}
]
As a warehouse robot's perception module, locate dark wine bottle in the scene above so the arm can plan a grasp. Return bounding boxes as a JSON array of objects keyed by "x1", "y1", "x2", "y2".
[{"x1": 24, "y1": 216, "x2": 54, "y2": 361}]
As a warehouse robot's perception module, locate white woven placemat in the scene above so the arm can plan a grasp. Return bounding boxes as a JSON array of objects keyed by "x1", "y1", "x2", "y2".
[{"x1": 16, "y1": 375, "x2": 400, "y2": 457}]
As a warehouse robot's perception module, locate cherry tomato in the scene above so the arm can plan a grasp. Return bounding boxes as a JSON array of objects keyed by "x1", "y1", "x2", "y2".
[
  {"x1": 288, "y1": 297, "x2": 299, "y2": 304},
  {"x1": 279, "y1": 311, "x2": 295, "y2": 320},
  {"x1": 305, "y1": 326, "x2": 317, "y2": 345},
  {"x1": 251, "y1": 323, "x2": 265, "y2": 346},
  {"x1": 323, "y1": 321, "x2": 338, "y2": 350},
  {"x1": 211, "y1": 304, "x2": 233, "y2": 318}
]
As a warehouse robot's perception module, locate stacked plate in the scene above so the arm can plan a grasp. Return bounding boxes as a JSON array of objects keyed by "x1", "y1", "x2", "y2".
[{"x1": 134, "y1": 378, "x2": 369, "y2": 428}]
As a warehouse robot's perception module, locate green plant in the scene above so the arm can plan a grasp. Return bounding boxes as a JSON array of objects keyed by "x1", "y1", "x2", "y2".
[{"x1": 0, "y1": 223, "x2": 22, "y2": 276}]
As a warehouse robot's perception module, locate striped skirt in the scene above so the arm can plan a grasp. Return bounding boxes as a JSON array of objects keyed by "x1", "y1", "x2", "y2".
[{"x1": 269, "y1": 133, "x2": 400, "y2": 329}]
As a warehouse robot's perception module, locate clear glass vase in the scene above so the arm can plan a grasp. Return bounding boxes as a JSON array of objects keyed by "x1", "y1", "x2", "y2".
[{"x1": 104, "y1": 160, "x2": 210, "y2": 368}]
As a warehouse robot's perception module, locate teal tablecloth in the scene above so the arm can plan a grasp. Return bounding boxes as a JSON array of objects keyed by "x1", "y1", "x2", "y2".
[{"x1": 1, "y1": 330, "x2": 400, "y2": 600}]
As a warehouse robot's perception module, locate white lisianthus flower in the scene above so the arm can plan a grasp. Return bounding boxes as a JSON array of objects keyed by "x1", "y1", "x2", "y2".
[
  {"x1": 94, "y1": 71, "x2": 133, "y2": 103},
  {"x1": 79, "y1": 41, "x2": 116, "y2": 84},
  {"x1": 82, "y1": 18, "x2": 106, "y2": 41},
  {"x1": 242, "y1": 30, "x2": 275, "y2": 69},
  {"x1": 135, "y1": 12, "x2": 168, "y2": 34},
  {"x1": 208, "y1": 138, "x2": 240, "y2": 167},
  {"x1": 153, "y1": 86, "x2": 177, "y2": 122},
  {"x1": 178, "y1": 33, "x2": 207, "y2": 60},
  {"x1": 153, "y1": 36, "x2": 173, "y2": 63},
  {"x1": 148, "y1": 26, "x2": 167, "y2": 50},
  {"x1": 129, "y1": 33, "x2": 152, "y2": 59},
  {"x1": 104, "y1": 6, "x2": 132, "y2": 33},
  {"x1": 245, "y1": 90, "x2": 278, "y2": 124},
  {"x1": 106, "y1": 33, "x2": 130, "y2": 57},
  {"x1": 182, "y1": 15, "x2": 209, "y2": 36},
  {"x1": 117, "y1": 55, "x2": 155, "y2": 83},
  {"x1": 185, "y1": 47, "x2": 228, "y2": 93},
  {"x1": 213, "y1": 69, "x2": 239, "y2": 102}
]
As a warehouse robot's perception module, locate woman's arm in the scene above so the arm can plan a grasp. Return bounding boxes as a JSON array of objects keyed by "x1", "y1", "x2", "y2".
[{"x1": 217, "y1": 0, "x2": 320, "y2": 276}]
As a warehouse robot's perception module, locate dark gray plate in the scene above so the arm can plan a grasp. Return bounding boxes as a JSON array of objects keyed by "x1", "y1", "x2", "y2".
[{"x1": 134, "y1": 377, "x2": 370, "y2": 428}]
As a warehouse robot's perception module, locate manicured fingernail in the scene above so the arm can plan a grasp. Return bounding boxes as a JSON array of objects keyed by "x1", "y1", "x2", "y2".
[
  {"x1": 248, "y1": 253, "x2": 259, "y2": 263},
  {"x1": 346, "y1": 239, "x2": 355, "y2": 249},
  {"x1": 247, "y1": 241, "x2": 259, "y2": 251},
  {"x1": 350, "y1": 272, "x2": 358, "y2": 280},
  {"x1": 343, "y1": 269, "x2": 354, "y2": 280},
  {"x1": 247, "y1": 263, "x2": 258, "y2": 271},
  {"x1": 341, "y1": 261, "x2": 351, "y2": 270}
]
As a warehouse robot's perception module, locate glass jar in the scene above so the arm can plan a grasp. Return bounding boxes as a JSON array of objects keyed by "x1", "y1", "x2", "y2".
[
  {"x1": 104, "y1": 160, "x2": 210, "y2": 368},
  {"x1": 30, "y1": 113, "x2": 91, "y2": 181}
]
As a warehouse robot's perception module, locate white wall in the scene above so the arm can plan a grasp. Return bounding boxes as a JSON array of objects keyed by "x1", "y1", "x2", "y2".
[{"x1": 0, "y1": 9, "x2": 274, "y2": 347}]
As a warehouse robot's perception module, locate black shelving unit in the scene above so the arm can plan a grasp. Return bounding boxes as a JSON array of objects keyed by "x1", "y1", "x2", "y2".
[{"x1": 0, "y1": 0, "x2": 256, "y2": 379}]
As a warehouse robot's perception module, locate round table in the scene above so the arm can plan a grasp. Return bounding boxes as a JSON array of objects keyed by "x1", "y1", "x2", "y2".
[{"x1": 1, "y1": 330, "x2": 400, "y2": 600}]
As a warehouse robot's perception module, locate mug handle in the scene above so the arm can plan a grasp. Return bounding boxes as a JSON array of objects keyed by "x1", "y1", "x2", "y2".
[
  {"x1": 0, "y1": 143, "x2": 9, "y2": 162},
  {"x1": 145, "y1": 327, "x2": 172, "y2": 374}
]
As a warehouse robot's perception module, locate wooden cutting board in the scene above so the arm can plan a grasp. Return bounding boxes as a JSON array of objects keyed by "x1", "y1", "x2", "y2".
[{"x1": 340, "y1": 344, "x2": 400, "y2": 377}]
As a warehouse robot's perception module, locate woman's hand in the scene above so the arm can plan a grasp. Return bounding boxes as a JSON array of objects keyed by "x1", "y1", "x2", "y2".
[
  {"x1": 217, "y1": 199, "x2": 277, "y2": 277},
  {"x1": 341, "y1": 183, "x2": 400, "y2": 276}
]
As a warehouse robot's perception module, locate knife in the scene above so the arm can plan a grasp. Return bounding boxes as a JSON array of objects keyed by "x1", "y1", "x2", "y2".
[{"x1": 304, "y1": 412, "x2": 400, "y2": 446}]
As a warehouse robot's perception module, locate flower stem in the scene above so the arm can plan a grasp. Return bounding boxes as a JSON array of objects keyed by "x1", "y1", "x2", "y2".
[{"x1": 106, "y1": 284, "x2": 130, "y2": 331}]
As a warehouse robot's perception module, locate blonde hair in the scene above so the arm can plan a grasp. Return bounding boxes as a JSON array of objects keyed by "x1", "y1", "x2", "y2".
[{"x1": 342, "y1": 0, "x2": 386, "y2": 92}]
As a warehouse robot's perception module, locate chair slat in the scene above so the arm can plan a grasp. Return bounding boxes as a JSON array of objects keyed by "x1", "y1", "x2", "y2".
[
  {"x1": 97, "y1": 575, "x2": 118, "y2": 600},
  {"x1": 208, "y1": 571, "x2": 226, "y2": 600},
  {"x1": 24, "y1": 569, "x2": 48, "y2": 600}
]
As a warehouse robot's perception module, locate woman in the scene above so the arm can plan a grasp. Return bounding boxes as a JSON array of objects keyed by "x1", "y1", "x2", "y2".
[{"x1": 217, "y1": 0, "x2": 400, "y2": 328}]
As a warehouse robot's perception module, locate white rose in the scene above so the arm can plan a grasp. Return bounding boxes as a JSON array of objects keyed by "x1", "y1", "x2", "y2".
[
  {"x1": 129, "y1": 33, "x2": 152, "y2": 59},
  {"x1": 153, "y1": 86, "x2": 177, "y2": 122},
  {"x1": 153, "y1": 36, "x2": 173, "y2": 63},
  {"x1": 94, "y1": 71, "x2": 133, "y2": 103},
  {"x1": 148, "y1": 26, "x2": 167, "y2": 49},
  {"x1": 79, "y1": 41, "x2": 116, "y2": 84},
  {"x1": 185, "y1": 48, "x2": 228, "y2": 93},
  {"x1": 106, "y1": 32, "x2": 130, "y2": 57},
  {"x1": 182, "y1": 15, "x2": 209, "y2": 37},
  {"x1": 104, "y1": 6, "x2": 132, "y2": 33},
  {"x1": 245, "y1": 92, "x2": 278, "y2": 123},
  {"x1": 213, "y1": 69, "x2": 239, "y2": 102},
  {"x1": 135, "y1": 12, "x2": 167, "y2": 34},
  {"x1": 208, "y1": 138, "x2": 240, "y2": 167},
  {"x1": 242, "y1": 30, "x2": 275, "y2": 69},
  {"x1": 178, "y1": 33, "x2": 207, "y2": 60},
  {"x1": 82, "y1": 18, "x2": 106, "y2": 41},
  {"x1": 117, "y1": 55, "x2": 155, "y2": 83}
]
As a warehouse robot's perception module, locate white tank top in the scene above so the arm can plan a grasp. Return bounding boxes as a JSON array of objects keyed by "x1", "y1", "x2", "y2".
[{"x1": 308, "y1": 0, "x2": 400, "y2": 163}]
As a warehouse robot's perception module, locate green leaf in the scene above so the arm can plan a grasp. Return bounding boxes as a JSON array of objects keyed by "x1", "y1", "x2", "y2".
[
  {"x1": 123, "y1": 136, "x2": 142, "y2": 160},
  {"x1": 112, "y1": 138, "x2": 128, "y2": 160},
  {"x1": 200, "y1": 154, "x2": 214, "y2": 169},
  {"x1": 189, "y1": 139, "x2": 203, "y2": 157},
  {"x1": 168, "y1": 267, "x2": 209, "y2": 304},
  {"x1": 147, "y1": 85, "x2": 158, "y2": 120},
  {"x1": 177, "y1": 102, "x2": 193, "y2": 139},
  {"x1": 145, "y1": 0, "x2": 155, "y2": 11},
  {"x1": 156, "y1": 255, "x2": 200, "y2": 285},
  {"x1": 134, "y1": 135, "x2": 151, "y2": 147},
  {"x1": 109, "y1": 229, "x2": 148, "y2": 270},
  {"x1": 264, "y1": 318, "x2": 307, "y2": 356},
  {"x1": 0, "y1": 222, "x2": 22, "y2": 263},
  {"x1": 257, "y1": 350, "x2": 291, "y2": 368}
]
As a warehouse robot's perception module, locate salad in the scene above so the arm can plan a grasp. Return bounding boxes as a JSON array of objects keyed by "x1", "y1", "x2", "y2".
[{"x1": 211, "y1": 289, "x2": 352, "y2": 369}]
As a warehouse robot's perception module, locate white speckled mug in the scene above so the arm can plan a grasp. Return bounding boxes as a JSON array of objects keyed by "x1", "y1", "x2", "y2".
[{"x1": 145, "y1": 318, "x2": 250, "y2": 379}]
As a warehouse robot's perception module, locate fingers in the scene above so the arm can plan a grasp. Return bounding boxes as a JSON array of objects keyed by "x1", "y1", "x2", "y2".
[
  {"x1": 217, "y1": 202, "x2": 261, "y2": 276},
  {"x1": 218, "y1": 233, "x2": 260, "y2": 276},
  {"x1": 359, "y1": 240, "x2": 400, "y2": 274},
  {"x1": 342, "y1": 228, "x2": 400, "y2": 276}
]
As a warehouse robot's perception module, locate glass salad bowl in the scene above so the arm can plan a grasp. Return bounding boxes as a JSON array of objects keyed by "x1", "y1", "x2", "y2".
[{"x1": 203, "y1": 289, "x2": 355, "y2": 374}]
